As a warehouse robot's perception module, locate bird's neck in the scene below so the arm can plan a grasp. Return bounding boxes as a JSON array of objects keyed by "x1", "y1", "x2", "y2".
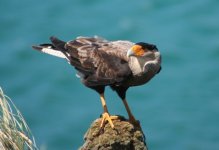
[
  {"x1": 128, "y1": 52, "x2": 161, "y2": 76},
  {"x1": 126, "y1": 56, "x2": 160, "y2": 87},
  {"x1": 128, "y1": 57, "x2": 148, "y2": 76}
]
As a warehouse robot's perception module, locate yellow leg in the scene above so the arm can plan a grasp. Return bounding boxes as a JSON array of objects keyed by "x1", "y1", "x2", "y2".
[
  {"x1": 100, "y1": 93, "x2": 109, "y2": 113},
  {"x1": 122, "y1": 99, "x2": 137, "y2": 124},
  {"x1": 99, "y1": 94, "x2": 117, "y2": 128}
]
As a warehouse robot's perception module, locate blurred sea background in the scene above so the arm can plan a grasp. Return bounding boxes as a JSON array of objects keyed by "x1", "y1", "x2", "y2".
[{"x1": 1, "y1": 0, "x2": 219, "y2": 149}]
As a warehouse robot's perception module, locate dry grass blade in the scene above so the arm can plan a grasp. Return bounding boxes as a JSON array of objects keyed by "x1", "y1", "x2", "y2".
[{"x1": 0, "y1": 87, "x2": 38, "y2": 150}]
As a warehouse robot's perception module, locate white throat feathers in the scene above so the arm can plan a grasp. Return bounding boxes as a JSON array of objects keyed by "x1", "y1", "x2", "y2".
[{"x1": 128, "y1": 51, "x2": 161, "y2": 76}]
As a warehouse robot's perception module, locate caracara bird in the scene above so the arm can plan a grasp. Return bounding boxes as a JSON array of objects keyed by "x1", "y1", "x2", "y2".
[{"x1": 32, "y1": 36, "x2": 161, "y2": 128}]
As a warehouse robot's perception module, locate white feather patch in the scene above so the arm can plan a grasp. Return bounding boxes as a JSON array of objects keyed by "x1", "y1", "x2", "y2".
[{"x1": 41, "y1": 48, "x2": 66, "y2": 59}]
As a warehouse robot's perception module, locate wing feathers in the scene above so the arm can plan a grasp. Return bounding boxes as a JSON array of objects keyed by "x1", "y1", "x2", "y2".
[
  {"x1": 33, "y1": 36, "x2": 133, "y2": 86},
  {"x1": 64, "y1": 37, "x2": 133, "y2": 86}
]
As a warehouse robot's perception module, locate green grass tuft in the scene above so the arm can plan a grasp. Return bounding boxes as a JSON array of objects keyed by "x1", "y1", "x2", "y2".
[{"x1": 0, "y1": 87, "x2": 38, "y2": 150}]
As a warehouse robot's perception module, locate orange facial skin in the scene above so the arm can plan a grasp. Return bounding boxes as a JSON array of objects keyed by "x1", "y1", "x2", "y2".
[{"x1": 131, "y1": 45, "x2": 146, "y2": 56}]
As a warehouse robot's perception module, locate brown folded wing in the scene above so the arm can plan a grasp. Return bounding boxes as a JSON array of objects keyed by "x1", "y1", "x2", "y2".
[{"x1": 64, "y1": 36, "x2": 133, "y2": 86}]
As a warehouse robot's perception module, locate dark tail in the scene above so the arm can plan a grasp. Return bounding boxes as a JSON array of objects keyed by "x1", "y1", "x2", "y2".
[
  {"x1": 49, "y1": 36, "x2": 66, "y2": 51},
  {"x1": 32, "y1": 36, "x2": 67, "y2": 59}
]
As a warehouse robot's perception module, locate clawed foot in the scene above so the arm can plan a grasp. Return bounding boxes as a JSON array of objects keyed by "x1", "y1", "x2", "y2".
[
  {"x1": 129, "y1": 116, "x2": 141, "y2": 129},
  {"x1": 100, "y1": 112, "x2": 118, "y2": 129}
]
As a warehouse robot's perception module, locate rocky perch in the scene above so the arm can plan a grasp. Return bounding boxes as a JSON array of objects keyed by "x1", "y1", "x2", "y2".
[{"x1": 79, "y1": 116, "x2": 148, "y2": 150}]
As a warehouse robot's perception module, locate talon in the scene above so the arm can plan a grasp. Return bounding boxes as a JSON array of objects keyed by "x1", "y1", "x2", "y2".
[
  {"x1": 100, "y1": 113, "x2": 118, "y2": 129},
  {"x1": 129, "y1": 116, "x2": 141, "y2": 129},
  {"x1": 129, "y1": 115, "x2": 137, "y2": 124}
]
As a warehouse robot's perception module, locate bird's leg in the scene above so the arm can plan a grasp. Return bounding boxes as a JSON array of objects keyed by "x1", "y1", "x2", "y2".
[
  {"x1": 122, "y1": 99, "x2": 138, "y2": 125},
  {"x1": 99, "y1": 93, "x2": 117, "y2": 129}
]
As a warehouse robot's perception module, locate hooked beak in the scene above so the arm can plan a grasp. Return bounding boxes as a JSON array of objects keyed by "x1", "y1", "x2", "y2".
[{"x1": 127, "y1": 48, "x2": 135, "y2": 57}]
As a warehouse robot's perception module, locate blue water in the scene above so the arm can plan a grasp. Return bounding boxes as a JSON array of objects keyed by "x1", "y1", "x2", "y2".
[{"x1": 1, "y1": 0, "x2": 219, "y2": 149}]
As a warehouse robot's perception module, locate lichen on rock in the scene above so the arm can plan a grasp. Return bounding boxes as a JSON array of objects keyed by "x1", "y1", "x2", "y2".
[{"x1": 79, "y1": 116, "x2": 147, "y2": 150}]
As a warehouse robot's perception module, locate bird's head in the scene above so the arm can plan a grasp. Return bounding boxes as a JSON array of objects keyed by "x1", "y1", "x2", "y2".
[
  {"x1": 127, "y1": 42, "x2": 158, "y2": 57},
  {"x1": 127, "y1": 42, "x2": 161, "y2": 75}
]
